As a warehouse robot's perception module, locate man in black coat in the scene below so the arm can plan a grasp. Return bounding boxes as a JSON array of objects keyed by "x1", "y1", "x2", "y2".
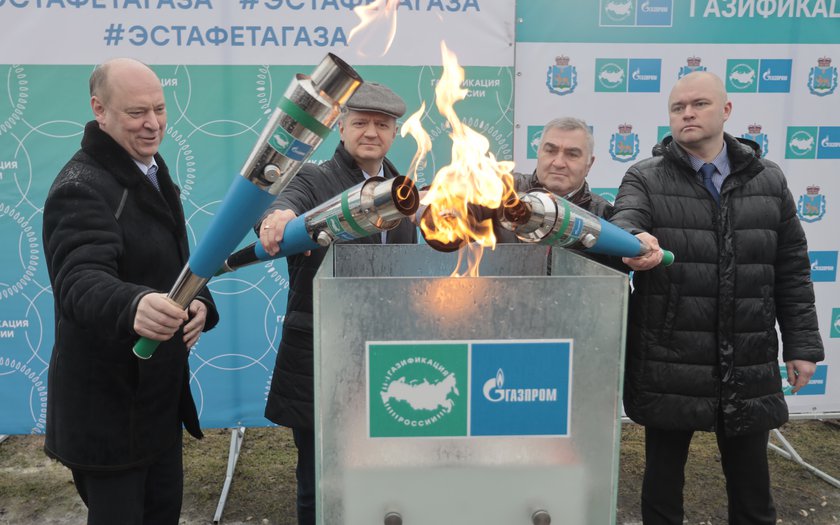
[
  {"x1": 612, "y1": 71, "x2": 823, "y2": 524},
  {"x1": 257, "y1": 82, "x2": 416, "y2": 525},
  {"x1": 42, "y1": 58, "x2": 219, "y2": 525}
]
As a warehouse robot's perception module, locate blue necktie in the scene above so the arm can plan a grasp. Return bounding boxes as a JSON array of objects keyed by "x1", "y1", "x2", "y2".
[
  {"x1": 700, "y1": 163, "x2": 719, "y2": 205},
  {"x1": 146, "y1": 164, "x2": 161, "y2": 192}
]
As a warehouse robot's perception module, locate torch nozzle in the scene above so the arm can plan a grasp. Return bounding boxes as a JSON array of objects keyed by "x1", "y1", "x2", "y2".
[
  {"x1": 417, "y1": 204, "x2": 484, "y2": 253},
  {"x1": 499, "y1": 195, "x2": 532, "y2": 228},
  {"x1": 394, "y1": 178, "x2": 419, "y2": 215}
]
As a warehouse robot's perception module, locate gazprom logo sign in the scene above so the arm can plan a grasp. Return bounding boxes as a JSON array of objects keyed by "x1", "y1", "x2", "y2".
[
  {"x1": 595, "y1": 58, "x2": 661, "y2": 92},
  {"x1": 809, "y1": 251, "x2": 838, "y2": 282},
  {"x1": 629, "y1": 59, "x2": 662, "y2": 92},
  {"x1": 759, "y1": 59, "x2": 793, "y2": 92},
  {"x1": 368, "y1": 340, "x2": 573, "y2": 438},
  {"x1": 726, "y1": 59, "x2": 792, "y2": 93},
  {"x1": 786, "y1": 126, "x2": 840, "y2": 159},
  {"x1": 600, "y1": 0, "x2": 673, "y2": 27},
  {"x1": 471, "y1": 341, "x2": 572, "y2": 436},
  {"x1": 818, "y1": 126, "x2": 840, "y2": 159}
]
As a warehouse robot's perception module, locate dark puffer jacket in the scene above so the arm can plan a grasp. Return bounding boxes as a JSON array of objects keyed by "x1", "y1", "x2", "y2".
[
  {"x1": 262, "y1": 143, "x2": 417, "y2": 430},
  {"x1": 611, "y1": 134, "x2": 823, "y2": 436},
  {"x1": 43, "y1": 121, "x2": 218, "y2": 470}
]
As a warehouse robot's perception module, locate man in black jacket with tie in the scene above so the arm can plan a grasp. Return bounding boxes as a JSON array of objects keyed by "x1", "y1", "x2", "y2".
[
  {"x1": 43, "y1": 58, "x2": 218, "y2": 525},
  {"x1": 613, "y1": 71, "x2": 823, "y2": 524}
]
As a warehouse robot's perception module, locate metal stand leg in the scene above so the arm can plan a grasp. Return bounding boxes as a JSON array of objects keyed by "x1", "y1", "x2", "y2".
[
  {"x1": 213, "y1": 426, "x2": 246, "y2": 524},
  {"x1": 768, "y1": 427, "x2": 840, "y2": 488}
]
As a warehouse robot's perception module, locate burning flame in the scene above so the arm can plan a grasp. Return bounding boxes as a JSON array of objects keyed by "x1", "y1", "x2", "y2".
[
  {"x1": 400, "y1": 102, "x2": 432, "y2": 184},
  {"x1": 348, "y1": 0, "x2": 399, "y2": 57},
  {"x1": 405, "y1": 42, "x2": 516, "y2": 276}
]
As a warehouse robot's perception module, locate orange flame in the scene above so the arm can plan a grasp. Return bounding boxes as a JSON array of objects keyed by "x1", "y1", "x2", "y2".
[
  {"x1": 418, "y1": 42, "x2": 516, "y2": 276},
  {"x1": 400, "y1": 102, "x2": 432, "y2": 184},
  {"x1": 348, "y1": 0, "x2": 399, "y2": 57}
]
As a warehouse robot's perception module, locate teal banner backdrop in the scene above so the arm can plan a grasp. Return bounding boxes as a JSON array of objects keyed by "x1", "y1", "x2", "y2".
[
  {"x1": 0, "y1": 0, "x2": 516, "y2": 433},
  {"x1": 518, "y1": 0, "x2": 840, "y2": 43},
  {"x1": 1, "y1": 0, "x2": 838, "y2": 434}
]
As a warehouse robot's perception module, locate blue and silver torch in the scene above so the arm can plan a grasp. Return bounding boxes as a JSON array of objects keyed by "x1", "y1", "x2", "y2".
[
  {"x1": 133, "y1": 54, "x2": 363, "y2": 359},
  {"x1": 217, "y1": 175, "x2": 419, "y2": 274},
  {"x1": 497, "y1": 189, "x2": 674, "y2": 265}
]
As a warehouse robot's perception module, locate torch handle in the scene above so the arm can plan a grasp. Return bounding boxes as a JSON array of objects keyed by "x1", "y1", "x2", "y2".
[
  {"x1": 256, "y1": 215, "x2": 321, "y2": 260},
  {"x1": 133, "y1": 337, "x2": 160, "y2": 360},
  {"x1": 218, "y1": 215, "x2": 321, "y2": 274},
  {"x1": 638, "y1": 239, "x2": 675, "y2": 267},
  {"x1": 131, "y1": 293, "x2": 196, "y2": 359}
]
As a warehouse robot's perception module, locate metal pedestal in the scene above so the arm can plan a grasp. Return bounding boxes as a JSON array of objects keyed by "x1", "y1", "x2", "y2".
[{"x1": 314, "y1": 244, "x2": 629, "y2": 524}]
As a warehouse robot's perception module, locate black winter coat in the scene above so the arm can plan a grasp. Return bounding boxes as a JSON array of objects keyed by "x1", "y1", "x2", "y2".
[
  {"x1": 43, "y1": 121, "x2": 219, "y2": 471},
  {"x1": 611, "y1": 134, "x2": 823, "y2": 436},
  {"x1": 263, "y1": 143, "x2": 417, "y2": 430}
]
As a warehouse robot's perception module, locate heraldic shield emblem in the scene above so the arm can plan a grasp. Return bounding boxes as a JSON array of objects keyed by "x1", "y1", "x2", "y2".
[
  {"x1": 678, "y1": 56, "x2": 707, "y2": 79},
  {"x1": 798, "y1": 185, "x2": 827, "y2": 223},
  {"x1": 741, "y1": 123, "x2": 769, "y2": 157},
  {"x1": 808, "y1": 57, "x2": 838, "y2": 97},
  {"x1": 546, "y1": 55, "x2": 577, "y2": 96},
  {"x1": 610, "y1": 123, "x2": 640, "y2": 162}
]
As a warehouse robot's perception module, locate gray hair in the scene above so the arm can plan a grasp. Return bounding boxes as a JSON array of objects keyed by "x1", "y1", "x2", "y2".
[
  {"x1": 89, "y1": 63, "x2": 111, "y2": 103},
  {"x1": 540, "y1": 117, "x2": 595, "y2": 157},
  {"x1": 89, "y1": 58, "x2": 154, "y2": 105}
]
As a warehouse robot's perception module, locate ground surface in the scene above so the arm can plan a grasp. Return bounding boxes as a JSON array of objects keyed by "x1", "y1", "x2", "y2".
[{"x1": 1, "y1": 421, "x2": 839, "y2": 524}]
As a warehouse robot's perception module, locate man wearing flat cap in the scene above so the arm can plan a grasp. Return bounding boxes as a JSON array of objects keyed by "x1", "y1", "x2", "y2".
[{"x1": 256, "y1": 82, "x2": 416, "y2": 525}]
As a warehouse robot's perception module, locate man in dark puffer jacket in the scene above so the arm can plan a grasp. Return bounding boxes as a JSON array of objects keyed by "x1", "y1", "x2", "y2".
[
  {"x1": 256, "y1": 82, "x2": 416, "y2": 525},
  {"x1": 612, "y1": 72, "x2": 823, "y2": 524}
]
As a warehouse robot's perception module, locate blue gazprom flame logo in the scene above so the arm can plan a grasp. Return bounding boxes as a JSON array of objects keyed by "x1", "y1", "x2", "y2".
[
  {"x1": 482, "y1": 368, "x2": 558, "y2": 403},
  {"x1": 809, "y1": 251, "x2": 838, "y2": 282},
  {"x1": 483, "y1": 368, "x2": 505, "y2": 402},
  {"x1": 640, "y1": 0, "x2": 669, "y2": 13}
]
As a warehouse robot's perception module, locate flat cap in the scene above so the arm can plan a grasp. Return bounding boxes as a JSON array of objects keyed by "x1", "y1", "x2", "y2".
[{"x1": 344, "y1": 82, "x2": 406, "y2": 119}]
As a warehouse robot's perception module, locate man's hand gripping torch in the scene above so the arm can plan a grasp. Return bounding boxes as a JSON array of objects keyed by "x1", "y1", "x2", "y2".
[
  {"x1": 497, "y1": 189, "x2": 674, "y2": 265},
  {"x1": 217, "y1": 176, "x2": 419, "y2": 274},
  {"x1": 133, "y1": 54, "x2": 363, "y2": 359}
]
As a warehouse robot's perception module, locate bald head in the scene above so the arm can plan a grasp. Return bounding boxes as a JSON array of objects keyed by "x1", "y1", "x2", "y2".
[
  {"x1": 90, "y1": 58, "x2": 157, "y2": 106},
  {"x1": 90, "y1": 58, "x2": 166, "y2": 164},
  {"x1": 669, "y1": 71, "x2": 728, "y2": 108},
  {"x1": 667, "y1": 71, "x2": 732, "y2": 161}
]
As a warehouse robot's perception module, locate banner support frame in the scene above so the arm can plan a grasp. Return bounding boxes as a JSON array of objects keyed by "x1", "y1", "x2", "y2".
[{"x1": 213, "y1": 426, "x2": 246, "y2": 524}]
